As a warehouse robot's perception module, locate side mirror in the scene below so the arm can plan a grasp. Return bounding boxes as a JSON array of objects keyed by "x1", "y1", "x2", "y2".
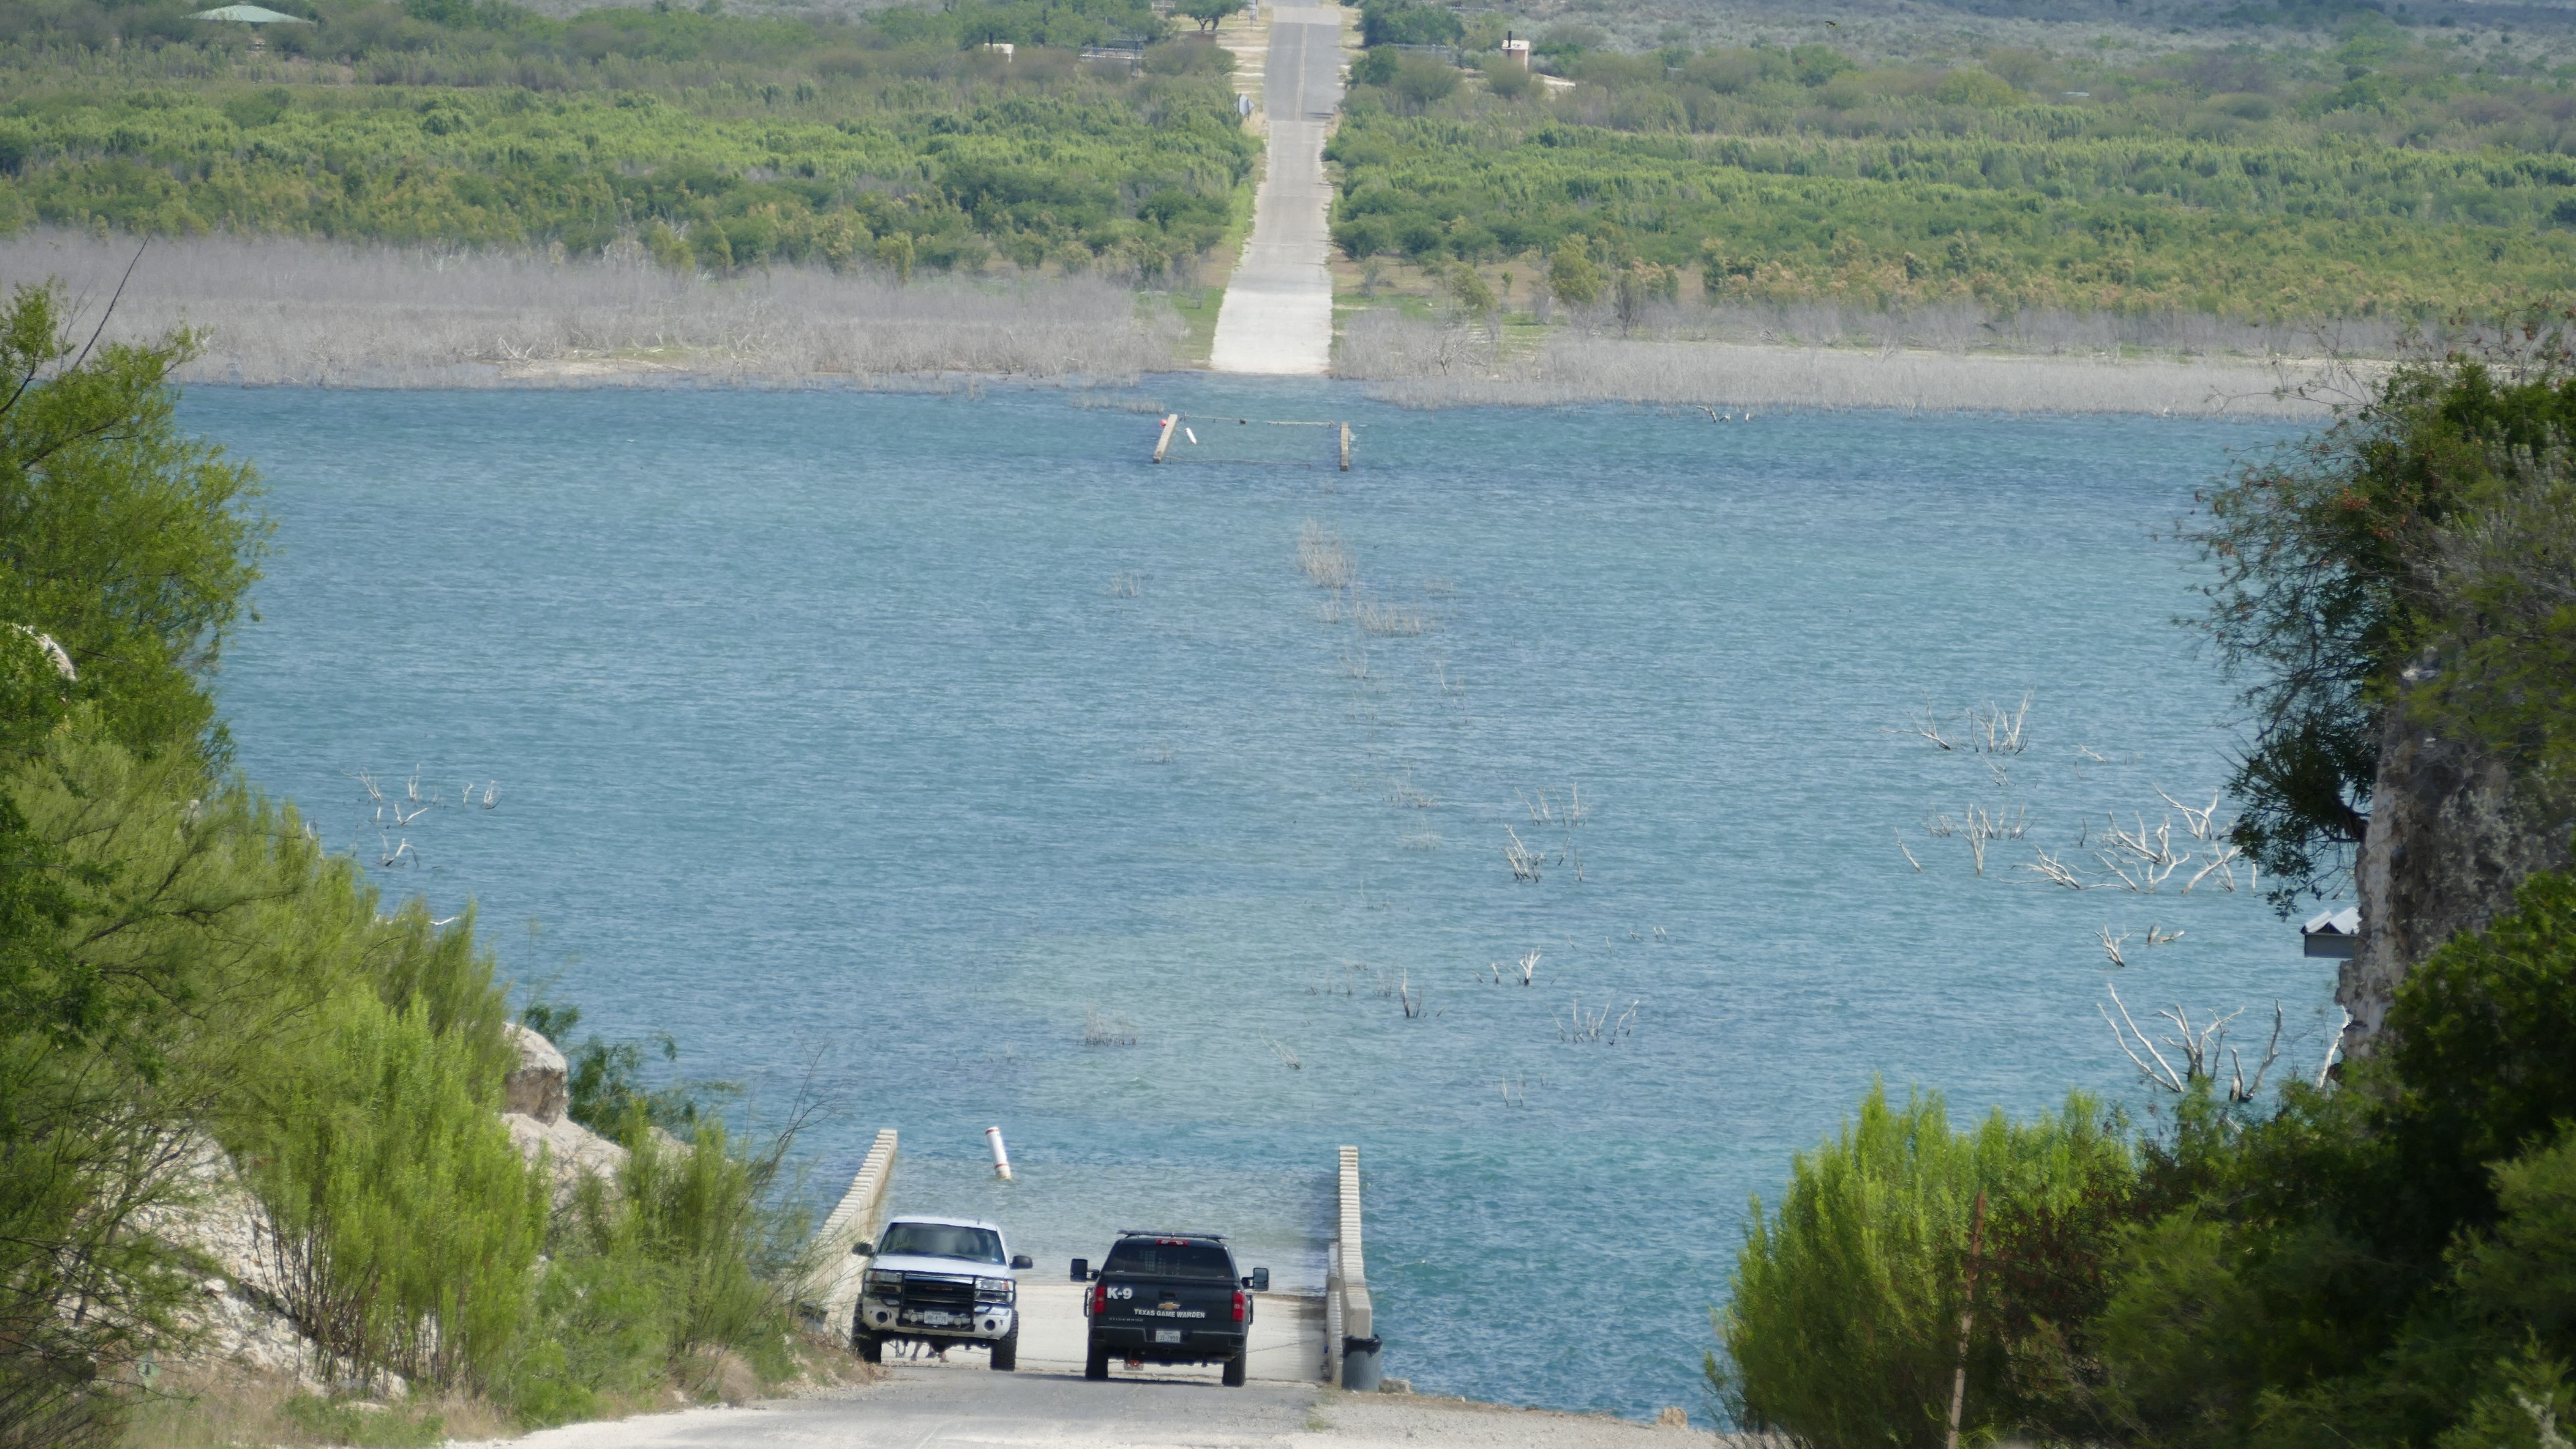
[
  {"x1": 1010, "y1": 1254, "x2": 1034, "y2": 1271},
  {"x1": 1249, "y1": 1267, "x2": 1271, "y2": 1293},
  {"x1": 851, "y1": 1240, "x2": 873, "y2": 1257},
  {"x1": 1070, "y1": 1258, "x2": 1089, "y2": 1282}
]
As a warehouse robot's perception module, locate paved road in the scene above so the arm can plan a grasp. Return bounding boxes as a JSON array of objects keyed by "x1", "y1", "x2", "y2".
[
  {"x1": 889, "y1": 1284, "x2": 1324, "y2": 1384},
  {"x1": 1208, "y1": 3, "x2": 1344, "y2": 376},
  {"x1": 476, "y1": 1369, "x2": 1318, "y2": 1449},
  {"x1": 462, "y1": 1372, "x2": 1729, "y2": 1449}
]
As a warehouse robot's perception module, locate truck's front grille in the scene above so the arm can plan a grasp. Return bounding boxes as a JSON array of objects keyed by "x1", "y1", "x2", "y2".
[{"x1": 902, "y1": 1277, "x2": 975, "y2": 1312}]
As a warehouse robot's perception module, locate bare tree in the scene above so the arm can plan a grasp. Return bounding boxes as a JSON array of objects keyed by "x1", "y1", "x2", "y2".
[{"x1": 2100, "y1": 986, "x2": 2283, "y2": 1103}]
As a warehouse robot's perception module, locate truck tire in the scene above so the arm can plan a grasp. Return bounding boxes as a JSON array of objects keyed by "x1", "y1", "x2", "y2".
[
  {"x1": 991, "y1": 1327, "x2": 1018, "y2": 1371},
  {"x1": 1084, "y1": 1340, "x2": 1110, "y2": 1381},
  {"x1": 853, "y1": 1332, "x2": 882, "y2": 1365},
  {"x1": 1222, "y1": 1348, "x2": 1246, "y2": 1387}
]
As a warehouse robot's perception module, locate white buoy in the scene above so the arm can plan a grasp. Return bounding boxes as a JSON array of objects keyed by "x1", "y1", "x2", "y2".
[{"x1": 985, "y1": 1126, "x2": 1014, "y2": 1181}]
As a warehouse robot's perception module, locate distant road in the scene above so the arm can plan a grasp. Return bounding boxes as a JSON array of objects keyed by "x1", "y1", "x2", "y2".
[{"x1": 1208, "y1": 3, "x2": 1344, "y2": 376}]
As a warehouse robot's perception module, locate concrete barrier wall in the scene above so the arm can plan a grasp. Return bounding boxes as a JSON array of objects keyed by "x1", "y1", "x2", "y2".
[
  {"x1": 798, "y1": 1128, "x2": 898, "y2": 1332},
  {"x1": 1330, "y1": 1144, "x2": 1380, "y2": 1391}
]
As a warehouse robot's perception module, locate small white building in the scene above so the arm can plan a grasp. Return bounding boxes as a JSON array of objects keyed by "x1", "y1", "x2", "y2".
[{"x1": 2302, "y1": 906, "x2": 2362, "y2": 959}]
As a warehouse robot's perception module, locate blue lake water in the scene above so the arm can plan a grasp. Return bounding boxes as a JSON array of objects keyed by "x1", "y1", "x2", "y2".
[{"x1": 193, "y1": 378, "x2": 2341, "y2": 1422}]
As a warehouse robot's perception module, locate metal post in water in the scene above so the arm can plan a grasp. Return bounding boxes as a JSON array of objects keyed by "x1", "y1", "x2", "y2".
[{"x1": 985, "y1": 1126, "x2": 1014, "y2": 1181}]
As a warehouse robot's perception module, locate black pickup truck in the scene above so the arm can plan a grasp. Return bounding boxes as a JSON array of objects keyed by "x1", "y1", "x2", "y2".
[{"x1": 1073, "y1": 1232, "x2": 1271, "y2": 1386}]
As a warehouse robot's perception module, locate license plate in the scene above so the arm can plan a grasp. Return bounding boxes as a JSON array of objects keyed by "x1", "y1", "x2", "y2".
[
  {"x1": 1153, "y1": 1330, "x2": 1182, "y2": 1344},
  {"x1": 915, "y1": 1311, "x2": 957, "y2": 1326}
]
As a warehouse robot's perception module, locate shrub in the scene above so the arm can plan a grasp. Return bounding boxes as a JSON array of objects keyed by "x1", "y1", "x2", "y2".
[
  {"x1": 238, "y1": 988, "x2": 548, "y2": 1389},
  {"x1": 1547, "y1": 239, "x2": 1604, "y2": 307},
  {"x1": 1387, "y1": 54, "x2": 1459, "y2": 111},
  {"x1": 1717, "y1": 1083, "x2": 2134, "y2": 1448},
  {"x1": 497, "y1": 1116, "x2": 807, "y2": 1424},
  {"x1": 1358, "y1": 0, "x2": 1459, "y2": 48},
  {"x1": 1933, "y1": 68, "x2": 2020, "y2": 107},
  {"x1": 2070, "y1": 865, "x2": 2576, "y2": 1447}
]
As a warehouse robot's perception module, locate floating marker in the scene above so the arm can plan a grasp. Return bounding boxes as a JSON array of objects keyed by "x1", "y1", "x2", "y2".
[{"x1": 985, "y1": 1126, "x2": 1014, "y2": 1181}]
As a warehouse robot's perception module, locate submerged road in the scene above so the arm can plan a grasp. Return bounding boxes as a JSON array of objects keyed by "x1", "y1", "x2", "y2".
[{"x1": 1208, "y1": 3, "x2": 1344, "y2": 376}]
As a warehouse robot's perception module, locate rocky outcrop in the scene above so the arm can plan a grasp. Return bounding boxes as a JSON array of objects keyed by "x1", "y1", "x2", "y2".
[
  {"x1": 2343, "y1": 684, "x2": 2575, "y2": 1057},
  {"x1": 136, "y1": 1138, "x2": 386, "y2": 1395},
  {"x1": 146, "y1": 1028, "x2": 657, "y2": 1393},
  {"x1": 498, "y1": 1022, "x2": 633, "y2": 1205},
  {"x1": 503, "y1": 1021, "x2": 570, "y2": 1122},
  {"x1": 502, "y1": 1110, "x2": 633, "y2": 1204}
]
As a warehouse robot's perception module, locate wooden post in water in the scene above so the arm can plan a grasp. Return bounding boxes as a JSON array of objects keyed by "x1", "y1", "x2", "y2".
[
  {"x1": 1338, "y1": 422, "x2": 1351, "y2": 471},
  {"x1": 1153, "y1": 413, "x2": 1179, "y2": 464}
]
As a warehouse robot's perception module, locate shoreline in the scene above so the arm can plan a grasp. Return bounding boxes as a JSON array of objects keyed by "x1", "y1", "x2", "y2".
[
  {"x1": 170, "y1": 347, "x2": 2361, "y2": 421},
  {"x1": 7, "y1": 230, "x2": 2375, "y2": 418}
]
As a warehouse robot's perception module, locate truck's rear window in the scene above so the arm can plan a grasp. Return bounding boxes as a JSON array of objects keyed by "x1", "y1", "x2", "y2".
[{"x1": 1102, "y1": 1240, "x2": 1236, "y2": 1281}]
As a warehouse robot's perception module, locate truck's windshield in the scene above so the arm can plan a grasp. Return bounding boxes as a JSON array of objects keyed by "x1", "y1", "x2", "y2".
[
  {"x1": 1102, "y1": 1240, "x2": 1236, "y2": 1281},
  {"x1": 877, "y1": 1223, "x2": 1004, "y2": 1264}
]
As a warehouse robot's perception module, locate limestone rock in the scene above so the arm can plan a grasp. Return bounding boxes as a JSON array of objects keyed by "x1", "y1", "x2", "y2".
[
  {"x1": 502, "y1": 1108, "x2": 629, "y2": 1206},
  {"x1": 2343, "y1": 689, "x2": 2573, "y2": 1057},
  {"x1": 503, "y1": 1022, "x2": 570, "y2": 1124},
  {"x1": 133, "y1": 1138, "x2": 380, "y2": 1394}
]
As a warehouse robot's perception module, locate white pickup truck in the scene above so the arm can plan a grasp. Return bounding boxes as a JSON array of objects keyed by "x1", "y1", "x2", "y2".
[{"x1": 851, "y1": 1216, "x2": 1033, "y2": 1368}]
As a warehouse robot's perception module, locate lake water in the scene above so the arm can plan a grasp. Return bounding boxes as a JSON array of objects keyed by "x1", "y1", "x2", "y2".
[{"x1": 194, "y1": 378, "x2": 2341, "y2": 1422}]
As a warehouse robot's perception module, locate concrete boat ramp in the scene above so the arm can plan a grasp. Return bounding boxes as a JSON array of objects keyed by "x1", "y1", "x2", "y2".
[
  {"x1": 796, "y1": 1133, "x2": 1375, "y2": 1390},
  {"x1": 464, "y1": 1141, "x2": 1735, "y2": 1446}
]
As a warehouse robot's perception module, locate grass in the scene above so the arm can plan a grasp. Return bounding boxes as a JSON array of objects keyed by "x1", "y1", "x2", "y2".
[{"x1": 117, "y1": 1368, "x2": 515, "y2": 1449}]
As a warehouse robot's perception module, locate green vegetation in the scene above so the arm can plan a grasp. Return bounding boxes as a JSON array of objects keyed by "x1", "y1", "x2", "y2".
[
  {"x1": 1719, "y1": 346, "x2": 2576, "y2": 1446},
  {"x1": 1330, "y1": 21, "x2": 2576, "y2": 323},
  {"x1": 0, "y1": 281, "x2": 823, "y2": 1445},
  {"x1": 2196, "y1": 328, "x2": 2576, "y2": 903},
  {"x1": 1725, "y1": 867, "x2": 2576, "y2": 1446},
  {"x1": 0, "y1": 0, "x2": 1256, "y2": 279},
  {"x1": 1717, "y1": 1086, "x2": 2135, "y2": 1446},
  {"x1": 1358, "y1": 1, "x2": 1459, "y2": 50}
]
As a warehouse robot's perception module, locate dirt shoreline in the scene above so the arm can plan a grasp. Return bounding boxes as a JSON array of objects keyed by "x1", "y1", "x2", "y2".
[{"x1": 4, "y1": 230, "x2": 2380, "y2": 417}]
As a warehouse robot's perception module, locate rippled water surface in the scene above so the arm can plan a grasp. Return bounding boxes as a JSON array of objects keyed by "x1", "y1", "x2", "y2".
[{"x1": 195, "y1": 378, "x2": 2342, "y2": 1420}]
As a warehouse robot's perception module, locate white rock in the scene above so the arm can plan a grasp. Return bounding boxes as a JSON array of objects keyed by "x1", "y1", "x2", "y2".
[
  {"x1": 502, "y1": 1022, "x2": 570, "y2": 1124},
  {"x1": 502, "y1": 1109, "x2": 630, "y2": 1206}
]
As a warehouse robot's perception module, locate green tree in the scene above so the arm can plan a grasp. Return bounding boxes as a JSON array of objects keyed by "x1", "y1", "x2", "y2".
[
  {"x1": 1447, "y1": 261, "x2": 1497, "y2": 317},
  {"x1": 0, "y1": 283, "x2": 264, "y2": 765},
  {"x1": 1717, "y1": 1083, "x2": 2135, "y2": 1448},
  {"x1": 2192, "y1": 342, "x2": 2576, "y2": 907},
  {"x1": 1176, "y1": 0, "x2": 1242, "y2": 30},
  {"x1": 1548, "y1": 239, "x2": 1605, "y2": 308},
  {"x1": 2068, "y1": 865, "x2": 2576, "y2": 1448},
  {"x1": 0, "y1": 285, "x2": 266, "y2": 1447}
]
